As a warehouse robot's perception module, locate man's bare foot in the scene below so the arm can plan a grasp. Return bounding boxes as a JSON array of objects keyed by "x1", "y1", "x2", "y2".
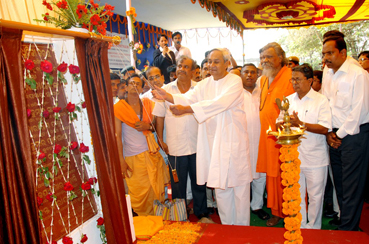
[{"x1": 266, "y1": 215, "x2": 283, "y2": 227}]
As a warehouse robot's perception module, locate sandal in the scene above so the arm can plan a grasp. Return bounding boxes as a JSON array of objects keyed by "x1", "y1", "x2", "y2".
[{"x1": 266, "y1": 216, "x2": 283, "y2": 227}]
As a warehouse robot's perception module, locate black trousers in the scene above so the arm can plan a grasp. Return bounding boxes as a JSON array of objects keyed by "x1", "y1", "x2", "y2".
[
  {"x1": 168, "y1": 154, "x2": 208, "y2": 218},
  {"x1": 330, "y1": 123, "x2": 369, "y2": 230}
]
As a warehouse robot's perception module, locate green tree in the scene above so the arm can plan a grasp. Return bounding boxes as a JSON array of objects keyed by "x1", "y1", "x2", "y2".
[{"x1": 278, "y1": 21, "x2": 369, "y2": 70}]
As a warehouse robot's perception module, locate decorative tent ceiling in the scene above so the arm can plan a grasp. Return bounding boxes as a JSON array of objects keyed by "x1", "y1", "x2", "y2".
[
  {"x1": 100, "y1": 0, "x2": 369, "y2": 34},
  {"x1": 210, "y1": 0, "x2": 369, "y2": 31},
  {"x1": 1, "y1": 0, "x2": 368, "y2": 34}
]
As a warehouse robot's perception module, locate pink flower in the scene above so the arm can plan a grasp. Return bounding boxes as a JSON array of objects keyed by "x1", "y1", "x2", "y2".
[
  {"x1": 70, "y1": 141, "x2": 78, "y2": 150},
  {"x1": 43, "y1": 110, "x2": 50, "y2": 118},
  {"x1": 88, "y1": 177, "x2": 98, "y2": 185},
  {"x1": 40, "y1": 60, "x2": 53, "y2": 73},
  {"x1": 64, "y1": 182, "x2": 74, "y2": 191},
  {"x1": 53, "y1": 107, "x2": 61, "y2": 113},
  {"x1": 62, "y1": 236, "x2": 73, "y2": 244},
  {"x1": 54, "y1": 144, "x2": 62, "y2": 154},
  {"x1": 81, "y1": 182, "x2": 91, "y2": 190},
  {"x1": 57, "y1": 62, "x2": 68, "y2": 72},
  {"x1": 25, "y1": 59, "x2": 35, "y2": 70},
  {"x1": 82, "y1": 102, "x2": 86, "y2": 108},
  {"x1": 79, "y1": 143, "x2": 89, "y2": 153},
  {"x1": 97, "y1": 217, "x2": 104, "y2": 225},
  {"x1": 46, "y1": 192, "x2": 54, "y2": 202},
  {"x1": 38, "y1": 151, "x2": 46, "y2": 160},
  {"x1": 66, "y1": 102, "x2": 75, "y2": 112},
  {"x1": 27, "y1": 109, "x2": 32, "y2": 118},
  {"x1": 68, "y1": 64, "x2": 80, "y2": 74},
  {"x1": 37, "y1": 196, "x2": 43, "y2": 206},
  {"x1": 81, "y1": 234, "x2": 88, "y2": 243}
]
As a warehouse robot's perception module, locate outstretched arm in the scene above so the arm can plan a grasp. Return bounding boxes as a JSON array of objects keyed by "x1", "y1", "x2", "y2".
[{"x1": 152, "y1": 85, "x2": 174, "y2": 103}]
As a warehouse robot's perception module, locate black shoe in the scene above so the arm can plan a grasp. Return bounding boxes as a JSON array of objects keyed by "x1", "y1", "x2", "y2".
[
  {"x1": 197, "y1": 213, "x2": 209, "y2": 220},
  {"x1": 329, "y1": 216, "x2": 341, "y2": 226},
  {"x1": 325, "y1": 211, "x2": 338, "y2": 218},
  {"x1": 324, "y1": 203, "x2": 338, "y2": 218},
  {"x1": 207, "y1": 207, "x2": 215, "y2": 215},
  {"x1": 252, "y1": 209, "x2": 271, "y2": 220}
]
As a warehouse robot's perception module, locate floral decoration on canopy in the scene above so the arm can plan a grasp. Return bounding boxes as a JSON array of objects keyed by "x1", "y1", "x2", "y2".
[
  {"x1": 243, "y1": 0, "x2": 336, "y2": 26},
  {"x1": 35, "y1": 0, "x2": 115, "y2": 35}
]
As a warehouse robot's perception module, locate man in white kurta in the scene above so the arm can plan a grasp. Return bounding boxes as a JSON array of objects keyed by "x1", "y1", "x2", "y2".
[
  {"x1": 153, "y1": 56, "x2": 211, "y2": 222},
  {"x1": 278, "y1": 64, "x2": 331, "y2": 229},
  {"x1": 152, "y1": 48, "x2": 252, "y2": 225},
  {"x1": 241, "y1": 64, "x2": 269, "y2": 220}
]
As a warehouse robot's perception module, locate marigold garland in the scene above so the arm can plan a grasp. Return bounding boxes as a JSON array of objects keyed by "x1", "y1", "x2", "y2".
[
  {"x1": 137, "y1": 221, "x2": 202, "y2": 244},
  {"x1": 280, "y1": 144, "x2": 303, "y2": 244}
]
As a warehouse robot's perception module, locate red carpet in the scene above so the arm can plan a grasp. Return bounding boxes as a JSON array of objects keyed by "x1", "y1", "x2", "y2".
[
  {"x1": 360, "y1": 202, "x2": 369, "y2": 234},
  {"x1": 197, "y1": 224, "x2": 369, "y2": 244}
]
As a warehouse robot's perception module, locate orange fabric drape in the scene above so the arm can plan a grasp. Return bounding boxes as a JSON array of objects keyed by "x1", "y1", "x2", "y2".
[
  {"x1": 0, "y1": 27, "x2": 41, "y2": 244},
  {"x1": 75, "y1": 38, "x2": 132, "y2": 244},
  {"x1": 114, "y1": 98, "x2": 154, "y2": 136}
]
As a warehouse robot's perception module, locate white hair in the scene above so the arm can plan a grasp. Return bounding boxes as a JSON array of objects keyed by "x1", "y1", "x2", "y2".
[{"x1": 209, "y1": 48, "x2": 231, "y2": 62}]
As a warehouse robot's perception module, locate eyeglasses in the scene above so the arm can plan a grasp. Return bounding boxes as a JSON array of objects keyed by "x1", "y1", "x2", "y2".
[
  {"x1": 359, "y1": 58, "x2": 369, "y2": 62},
  {"x1": 148, "y1": 75, "x2": 161, "y2": 81},
  {"x1": 289, "y1": 78, "x2": 305, "y2": 84}
]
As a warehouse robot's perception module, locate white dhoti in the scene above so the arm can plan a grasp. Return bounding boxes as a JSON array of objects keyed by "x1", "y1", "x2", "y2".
[
  {"x1": 251, "y1": 176, "x2": 266, "y2": 210},
  {"x1": 215, "y1": 182, "x2": 250, "y2": 226},
  {"x1": 299, "y1": 166, "x2": 328, "y2": 229}
]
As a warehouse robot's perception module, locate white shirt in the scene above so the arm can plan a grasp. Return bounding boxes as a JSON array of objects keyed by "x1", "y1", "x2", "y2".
[
  {"x1": 122, "y1": 115, "x2": 148, "y2": 157},
  {"x1": 152, "y1": 80, "x2": 198, "y2": 156},
  {"x1": 277, "y1": 89, "x2": 332, "y2": 168},
  {"x1": 169, "y1": 45, "x2": 192, "y2": 60},
  {"x1": 322, "y1": 59, "x2": 369, "y2": 138},
  {"x1": 173, "y1": 73, "x2": 252, "y2": 189},
  {"x1": 243, "y1": 87, "x2": 265, "y2": 179}
]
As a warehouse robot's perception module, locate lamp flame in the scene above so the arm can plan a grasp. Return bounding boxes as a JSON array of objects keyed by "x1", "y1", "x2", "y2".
[{"x1": 266, "y1": 125, "x2": 272, "y2": 135}]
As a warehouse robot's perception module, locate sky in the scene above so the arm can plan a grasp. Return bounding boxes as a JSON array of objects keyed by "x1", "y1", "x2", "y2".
[{"x1": 179, "y1": 27, "x2": 288, "y2": 67}]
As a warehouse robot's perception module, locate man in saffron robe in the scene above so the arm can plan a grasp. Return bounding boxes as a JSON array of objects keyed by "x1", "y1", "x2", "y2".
[
  {"x1": 257, "y1": 42, "x2": 295, "y2": 226},
  {"x1": 114, "y1": 74, "x2": 169, "y2": 216}
]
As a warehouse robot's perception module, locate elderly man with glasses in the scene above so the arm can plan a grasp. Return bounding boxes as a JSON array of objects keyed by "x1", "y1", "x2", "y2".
[{"x1": 277, "y1": 63, "x2": 331, "y2": 229}]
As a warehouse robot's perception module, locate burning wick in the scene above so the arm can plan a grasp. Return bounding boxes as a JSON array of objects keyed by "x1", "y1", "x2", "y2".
[{"x1": 266, "y1": 125, "x2": 272, "y2": 135}]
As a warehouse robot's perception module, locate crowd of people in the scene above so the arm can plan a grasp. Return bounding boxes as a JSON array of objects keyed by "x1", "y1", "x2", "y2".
[{"x1": 112, "y1": 29, "x2": 369, "y2": 231}]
